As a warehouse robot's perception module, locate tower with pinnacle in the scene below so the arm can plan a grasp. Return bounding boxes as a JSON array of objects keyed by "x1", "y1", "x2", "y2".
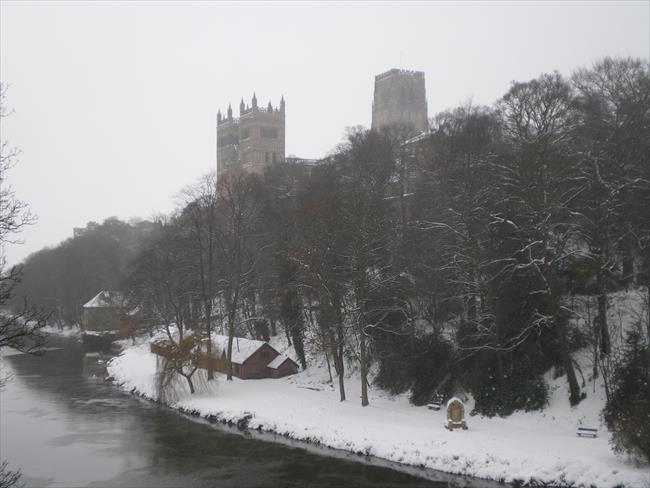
[{"x1": 217, "y1": 93, "x2": 286, "y2": 176}]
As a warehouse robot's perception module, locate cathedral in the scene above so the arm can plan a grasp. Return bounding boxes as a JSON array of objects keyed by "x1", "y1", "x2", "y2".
[{"x1": 216, "y1": 69, "x2": 428, "y2": 176}]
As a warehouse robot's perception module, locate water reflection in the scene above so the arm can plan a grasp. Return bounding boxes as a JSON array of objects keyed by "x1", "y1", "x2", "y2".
[{"x1": 2, "y1": 337, "x2": 499, "y2": 487}]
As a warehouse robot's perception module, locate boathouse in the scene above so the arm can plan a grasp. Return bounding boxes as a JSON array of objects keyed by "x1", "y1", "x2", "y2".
[
  {"x1": 81, "y1": 291, "x2": 126, "y2": 332},
  {"x1": 210, "y1": 335, "x2": 299, "y2": 379}
]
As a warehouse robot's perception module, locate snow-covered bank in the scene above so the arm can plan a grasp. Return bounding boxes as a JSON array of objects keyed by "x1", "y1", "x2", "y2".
[{"x1": 107, "y1": 342, "x2": 648, "y2": 487}]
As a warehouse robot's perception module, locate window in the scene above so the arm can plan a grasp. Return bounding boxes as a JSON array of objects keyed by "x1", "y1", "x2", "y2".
[
  {"x1": 260, "y1": 126, "x2": 278, "y2": 139},
  {"x1": 272, "y1": 152, "x2": 277, "y2": 163},
  {"x1": 218, "y1": 133, "x2": 237, "y2": 146}
]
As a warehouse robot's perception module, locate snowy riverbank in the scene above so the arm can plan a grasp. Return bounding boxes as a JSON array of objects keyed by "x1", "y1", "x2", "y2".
[{"x1": 106, "y1": 339, "x2": 648, "y2": 488}]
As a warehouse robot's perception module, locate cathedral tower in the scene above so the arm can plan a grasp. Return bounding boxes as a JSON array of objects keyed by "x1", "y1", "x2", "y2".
[
  {"x1": 217, "y1": 94, "x2": 285, "y2": 177},
  {"x1": 371, "y1": 69, "x2": 428, "y2": 134}
]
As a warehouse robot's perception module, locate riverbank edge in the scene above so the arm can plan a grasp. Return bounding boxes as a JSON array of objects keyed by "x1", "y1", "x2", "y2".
[
  {"x1": 106, "y1": 376, "x2": 512, "y2": 488},
  {"x1": 105, "y1": 336, "x2": 648, "y2": 488}
]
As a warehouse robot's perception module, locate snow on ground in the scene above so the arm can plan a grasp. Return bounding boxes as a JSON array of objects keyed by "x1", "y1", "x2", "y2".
[{"x1": 107, "y1": 338, "x2": 649, "y2": 488}]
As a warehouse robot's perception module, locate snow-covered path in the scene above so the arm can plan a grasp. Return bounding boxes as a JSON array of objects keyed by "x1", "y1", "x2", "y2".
[{"x1": 107, "y1": 342, "x2": 648, "y2": 488}]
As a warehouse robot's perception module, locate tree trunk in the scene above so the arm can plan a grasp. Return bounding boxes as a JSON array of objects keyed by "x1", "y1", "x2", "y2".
[
  {"x1": 186, "y1": 375, "x2": 195, "y2": 394},
  {"x1": 597, "y1": 265, "x2": 611, "y2": 356},
  {"x1": 291, "y1": 322, "x2": 307, "y2": 370},
  {"x1": 359, "y1": 324, "x2": 369, "y2": 407},
  {"x1": 621, "y1": 224, "x2": 634, "y2": 286},
  {"x1": 496, "y1": 350, "x2": 505, "y2": 385},
  {"x1": 205, "y1": 302, "x2": 214, "y2": 381},
  {"x1": 328, "y1": 325, "x2": 346, "y2": 401},
  {"x1": 337, "y1": 353, "x2": 346, "y2": 402},
  {"x1": 269, "y1": 318, "x2": 277, "y2": 336},
  {"x1": 334, "y1": 300, "x2": 346, "y2": 402},
  {"x1": 557, "y1": 313, "x2": 582, "y2": 406},
  {"x1": 324, "y1": 346, "x2": 333, "y2": 383},
  {"x1": 284, "y1": 322, "x2": 292, "y2": 346},
  {"x1": 206, "y1": 336, "x2": 214, "y2": 380},
  {"x1": 226, "y1": 312, "x2": 235, "y2": 381},
  {"x1": 588, "y1": 298, "x2": 599, "y2": 379},
  {"x1": 647, "y1": 286, "x2": 650, "y2": 370}
]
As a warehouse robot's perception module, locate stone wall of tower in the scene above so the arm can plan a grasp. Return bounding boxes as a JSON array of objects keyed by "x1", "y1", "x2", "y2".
[
  {"x1": 371, "y1": 69, "x2": 428, "y2": 134},
  {"x1": 217, "y1": 95, "x2": 285, "y2": 177},
  {"x1": 239, "y1": 107, "x2": 285, "y2": 175},
  {"x1": 216, "y1": 117, "x2": 240, "y2": 176}
]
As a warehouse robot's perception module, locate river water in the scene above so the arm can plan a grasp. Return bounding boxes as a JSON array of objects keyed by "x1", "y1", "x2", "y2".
[{"x1": 1, "y1": 336, "x2": 485, "y2": 488}]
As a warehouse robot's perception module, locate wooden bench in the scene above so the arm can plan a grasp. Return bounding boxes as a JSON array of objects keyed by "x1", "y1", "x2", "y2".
[
  {"x1": 427, "y1": 394, "x2": 444, "y2": 411},
  {"x1": 576, "y1": 426, "x2": 598, "y2": 438}
]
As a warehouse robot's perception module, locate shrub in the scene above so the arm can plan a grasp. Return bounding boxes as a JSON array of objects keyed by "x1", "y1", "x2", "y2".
[
  {"x1": 603, "y1": 328, "x2": 650, "y2": 462},
  {"x1": 374, "y1": 331, "x2": 454, "y2": 405}
]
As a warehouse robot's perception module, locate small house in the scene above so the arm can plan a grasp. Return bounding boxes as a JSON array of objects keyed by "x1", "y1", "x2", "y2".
[
  {"x1": 211, "y1": 335, "x2": 299, "y2": 379},
  {"x1": 81, "y1": 291, "x2": 126, "y2": 332}
]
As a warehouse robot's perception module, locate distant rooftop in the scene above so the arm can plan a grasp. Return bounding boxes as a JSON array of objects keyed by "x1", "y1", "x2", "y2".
[
  {"x1": 83, "y1": 290, "x2": 125, "y2": 309},
  {"x1": 83, "y1": 290, "x2": 124, "y2": 308}
]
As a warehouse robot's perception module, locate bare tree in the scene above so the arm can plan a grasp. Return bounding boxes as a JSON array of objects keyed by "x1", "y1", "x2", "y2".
[
  {"x1": 572, "y1": 57, "x2": 650, "y2": 364},
  {"x1": 336, "y1": 128, "x2": 399, "y2": 406},
  {"x1": 0, "y1": 460, "x2": 22, "y2": 488},
  {"x1": 497, "y1": 72, "x2": 584, "y2": 406},
  {"x1": 215, "y1": 170, "x2": 263, "y2": 380},
  {"x1": 177, "y1": 173, "x2": 220, "y2": 380},
  {"x1": 0, "y1": 84, "x2": 35, "y2": 246},
  {"x1": 291, "y1": 162, "x2": 350, "y2": 401},
  {"x1": 0, "y1": 82, "x2": 47, "y2": 488},
  {"x1": 126, "y1": 218, "x2": 203, "y2": 394},
  {"x1": 261, "y1": 162, "x2": 310, "y2": 369},
  {"x1": 0, "y1": 83, "x2": 47, "y2": 360}
]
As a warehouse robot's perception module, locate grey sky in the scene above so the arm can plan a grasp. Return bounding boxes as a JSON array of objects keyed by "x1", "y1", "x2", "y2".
[{"x1": 1, "y1": 0, "x2": 648, "y2": 266}]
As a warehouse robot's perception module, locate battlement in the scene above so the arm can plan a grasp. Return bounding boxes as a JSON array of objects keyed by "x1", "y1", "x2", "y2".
[
  {"x1": 240, "y1": 106, "x2": 284, "y2": 116},
  {"x1": 217, "y1": 93, "x2": 286, "y2": 176},
  {"x1": 375, "y1": 68, "x2": 425, "y2": 82},
  {"x1": 218, "y1": 93, "x2": 285, "y2": 126},
  {"x1": 217, "y1": 116, "x2": 239, "y2": 126}
]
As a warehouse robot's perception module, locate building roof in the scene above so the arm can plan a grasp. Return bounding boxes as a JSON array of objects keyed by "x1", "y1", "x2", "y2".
[
  {"x1": 83, "y1": 291, "x2": 125, "y2": 309},
  {"x1": 267, "y1": 354, "x2": 298, "y2": 369},
  {"x1": 212, "y1": 334, "x2": 276, "y2": 365}
]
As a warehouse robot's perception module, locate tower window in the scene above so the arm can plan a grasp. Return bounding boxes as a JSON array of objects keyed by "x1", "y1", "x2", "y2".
[{"x1": 260, "y1": 127, "x2": 278, "y2": 139}]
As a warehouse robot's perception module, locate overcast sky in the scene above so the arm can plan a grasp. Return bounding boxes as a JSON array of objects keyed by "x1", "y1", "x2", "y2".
[{"x1": 1, "y1": 0, "x2": 648, "y2": 266}]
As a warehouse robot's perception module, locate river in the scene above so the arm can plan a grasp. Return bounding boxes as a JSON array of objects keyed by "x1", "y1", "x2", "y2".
[{"x1": 1, "y1": 336, "x2": 487, "y2": 487}]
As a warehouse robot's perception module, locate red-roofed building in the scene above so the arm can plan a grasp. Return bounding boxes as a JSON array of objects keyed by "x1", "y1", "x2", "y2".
[{"x1": 209, "y1": 335, "x2": 299, "y2": 379}]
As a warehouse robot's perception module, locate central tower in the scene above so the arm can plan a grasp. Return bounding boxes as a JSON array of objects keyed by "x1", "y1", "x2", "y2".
[{"x1": 371, "y1": 69, "x2": 428, "y2": 134}]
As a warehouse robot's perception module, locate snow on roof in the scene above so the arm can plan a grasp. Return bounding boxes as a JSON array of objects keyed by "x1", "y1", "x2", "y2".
[
  {"x1": 267, "y1": 354, "x2": 296, "y2": 369},
  {"x1": 83, "y1": 291, "x2": 125, "y2": 309},
  {"x1": 446, "y1": 396, "x2": 465, "y2": 408},
  {"x1": 211, "y1": 334, "x2": 277, "y2": 365}
]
